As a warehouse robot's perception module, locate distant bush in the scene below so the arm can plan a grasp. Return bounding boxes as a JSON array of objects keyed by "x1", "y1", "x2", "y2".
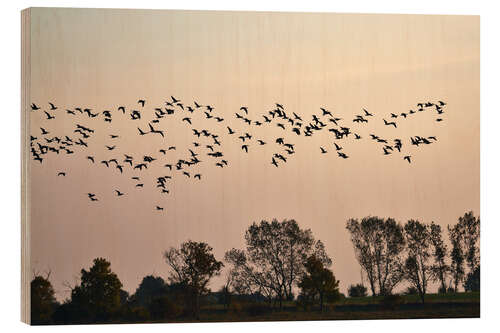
[
  {"x1": 296, "y1": 294, "x2": 312, "y2": 311},
  {"x1": 404, "y1": 286, "x2": 418, "y2": 295},
  {"x1": 348, "y1": 284, "x2": 368, "y2": 297},
  {"x1": 127, "y1": 306, "x2": 150, "y2": 322},
  {"x1": 148, "y1": 296, "x2": 182, "y2": 320}
]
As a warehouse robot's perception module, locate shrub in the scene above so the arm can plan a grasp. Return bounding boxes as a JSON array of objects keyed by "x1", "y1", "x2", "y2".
[
  {"x1": 404, "y1": 286, "x2": 418, "y2": 295},
  {"x1": 348, "y1": 284, "x2": 368, "y2": 297},
  {"x1": 437, "y1": 285, "x2": 447, "y2": 294},
  {"x1": 148, "y1": 296, "x2": 182, "y2": 320}
]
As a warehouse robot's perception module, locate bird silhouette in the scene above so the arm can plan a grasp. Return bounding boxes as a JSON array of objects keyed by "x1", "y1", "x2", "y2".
[
  {"x1": 44, "y1": 111, "x2": 55, "y2": 120},
  {"x1": 383, "y1": 119, "x2": 397, "y2": 128},
  {"x1": 30, "y1": 97, "x2": 448, "y2": 211},
  {"x1": 363, "y1": 109, "x2": 373, "y2": 117}
]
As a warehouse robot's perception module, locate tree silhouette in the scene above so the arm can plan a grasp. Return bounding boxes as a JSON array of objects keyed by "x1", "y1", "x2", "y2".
[
  {"x1": 458, "y1": 212, "x2": 480, "y2": 273},
  {"x1": 464, "y1": 266, "x2": 480, "y2": 292},
  {"x1": 225, "y1": 219, "x2": 331, "y2": 309},
  {"x1": 298, "y1": 255, "x2": 340, "y2": 311},
  {"x1": 131, "y1": 275, "x2": 168, "y2": 307},
  {"x1": 403, "y1": 220, "x2": 433, "y2": 303},
  {"x1": 346, "y1": 216, "x2": 405, "y2": 296},
  {"x1": 69, "y1": 257, "x2": 123, "y2": 322},
  {"x1": 348, "y1": 283, "x2": 368, "y2": 297},
  {"x1": 429, "y1": 222, "x2": 450, "y2": 293},
  {"x1": 163, "y1": 240, "x2": 223, "y2": 319},
  {"x1": 31, "y1": 274, "x2": 58, "y2": 324},
  {"x1": 448, "y1": 211, "x2": 480, "y2": 292}
]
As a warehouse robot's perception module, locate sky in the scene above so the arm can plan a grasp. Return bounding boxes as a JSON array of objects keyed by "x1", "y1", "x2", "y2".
[{"x1": 27, "y1": 8, "x2": 479, "y2": 299}]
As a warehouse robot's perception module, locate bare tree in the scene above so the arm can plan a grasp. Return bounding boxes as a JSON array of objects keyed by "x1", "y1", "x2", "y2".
[
  {"x1": 403, "y1": 220, "x2": 432, "y2": 303},
  {"x1": 448, "y1": 211, "x2": 480, "y2": 292},
  {"x1": 429, "y1": 222, "x2": 450, "y2": 293},
  {"x1": 225, "y1": 219, "x2": 331, "y2": 309},
  {"x1": 346, "y1": 216, "x2": 405, "y2": 296},
  {"x1": 164, "y1": 240, "x2": 223, "y2": 318}
]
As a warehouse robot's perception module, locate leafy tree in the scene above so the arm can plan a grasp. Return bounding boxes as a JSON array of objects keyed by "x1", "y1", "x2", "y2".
[
  {"x1": 225, "y1": 219, "x2": 331, "y2": 309},
  {"x1": 31, "y1": 274, "x2": 58, "y2": 324},
  {"x1": 346, "y1": 217, "x2": 405, "y2": 296},
  {"x1": 448, "y1": 211, "x2": 480, "y2": 292},
  {"x1": 458, "y1": 212, "x2": 480, "y2": 272},
  {"x1": 131, "y1": 275, "x2": 168, "y2": 307},
  {"x1": 464, "y1": 266, "x2": 480, "y2": 292},
  {"x1": 348, "y1": 283, "x2": 368, "y2": 297},
  {"x1": 164, "y1": 240, "x2": 223, "y2": 319},
  {"x1": 298, "y1": 255, "x2": 340, "y2": 311},
  {"x1": 429, "y1": 222, "x2": 450, "y2": 293},
  {"x1": 448, "y1": 234, "x2": 465, "y2": 293},
  {"x1": 69, "y1": 257, "x2": 123, "y2": 322},
  {"x1": 403, "y1": 220, "x2": 432, "y2": 303}
]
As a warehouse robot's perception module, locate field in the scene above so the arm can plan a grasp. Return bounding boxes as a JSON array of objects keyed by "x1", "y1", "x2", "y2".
[{"x1": 146, "y1": 292, "x2": 480, "y2": 323}]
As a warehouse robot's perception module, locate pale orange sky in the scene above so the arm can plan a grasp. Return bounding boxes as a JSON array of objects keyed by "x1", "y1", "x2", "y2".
[{"x1": 27, "y1": 8, "x2": 479, "y2": 299}]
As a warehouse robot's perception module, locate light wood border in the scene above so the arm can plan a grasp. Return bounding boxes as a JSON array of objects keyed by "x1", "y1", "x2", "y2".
[{"x1": 21, "y1": 7, "x2": 31, "y2": 325}]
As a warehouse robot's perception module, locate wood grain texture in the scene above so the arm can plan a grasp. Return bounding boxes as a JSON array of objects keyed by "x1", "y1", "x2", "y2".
[{"x1": 21, "y1": 7, "x2": 31, "y2": 325}]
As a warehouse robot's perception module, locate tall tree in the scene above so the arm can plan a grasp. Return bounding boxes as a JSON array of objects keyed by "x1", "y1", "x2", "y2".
[
  {"x1": 31, "y1": 274, "x2": 58, "y2": 324},
  {"x1": 225, "y1": 219, "x2": 331, "y2": 309},
  {"x1": 164, "y1": 240, "x2": 223, "y2": 319},
  {"x1": 429, "y1": 222, "x2": 450, "y2": 293},
  {"x1": 70, "y1": 257, "x2": 123, "y2": 322},
  {"x1": 458, "y1": 211, "x2": 480, "y2": 272},
  {"x1": 448, "y1": 225, "x2": 465, "y2": 292},
  {"x1": 448, "y1": 211, "x2": 480, "y2": 292},
  {"x1": 403, "y1": 220, "x2": 432, "y2": 303},
  {"x1": 346, "y1": 216, "x2": 405, "y2": 296},
  {"x1": 298, "y1": 255, "x2": 340, "y2": 311}
]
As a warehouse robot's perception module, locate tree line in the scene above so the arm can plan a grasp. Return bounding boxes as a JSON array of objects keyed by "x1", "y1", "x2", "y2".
[
  {"x1": 346, "y1": 211, "x2": 480, "y2": 303},
  {"x1": 30, "y1": 212, "x2": 479, "y2": 324}
]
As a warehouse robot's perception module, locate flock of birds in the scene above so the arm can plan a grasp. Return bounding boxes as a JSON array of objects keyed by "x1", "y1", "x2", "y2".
[{"x1": 29, "y1": 97, "x2": 447, "y2": 212}]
